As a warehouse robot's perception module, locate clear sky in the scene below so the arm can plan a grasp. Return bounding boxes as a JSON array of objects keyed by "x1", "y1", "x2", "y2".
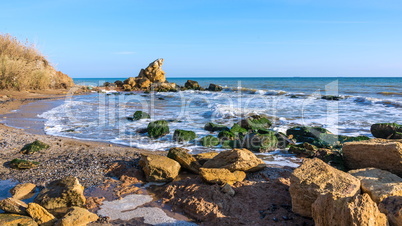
[{"x1": 1, "y1": 0, "x2": 402, "y2": 78}]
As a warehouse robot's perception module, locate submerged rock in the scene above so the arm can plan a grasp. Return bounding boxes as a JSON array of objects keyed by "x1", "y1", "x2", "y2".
[
  {"x1": 34, "y1": 176, "x2": 86, "y2": 210},
  {"x1": 167, "y1": 148, "x2": 201, "y2": 174},
  {"x1": 0, "y1": 214, "x2": 38, "y2": 226},
  {"x1": 173, "y1": 129, "x2": 197, "y2": 142},
  {"x1": 147, "y1": 120, "x2": 169, "y2": 138},
  {"x1": 312, "y1": 193, "x2": 388, "y2": 226},
  {"x1": 289, "y1": 158, "x2": 360, "y2": 217},
  {"x1": 26, "y1": 203, "x2": 56, "y2": 226},
  {"x1": 199, "y1": 168, "x2": 246, "y2": 185},
  {"x1": 204, "y1": 122, "x2": 229, "y2": 132},
  {"x1": 200, "y1": 135, "x2": 220, "y2": 147},
  {"x1": 203, "y1": 148, "x2": 266, "y2": 172},
  {"x1": 139, "y1": 154, "x2": 181, "y2": 182},
  {"x1": 371, "y1": 123, "x2": 402, "y2": 139},
  {"x1": 20, "y1": 140, "x2": 50, "y2": 154},
  {"x1": 0, "y1": 198, "x2": 28, "y2": 215},
  {"x1": 321, "y1": 95, "x2": 343, "y2": 101}
]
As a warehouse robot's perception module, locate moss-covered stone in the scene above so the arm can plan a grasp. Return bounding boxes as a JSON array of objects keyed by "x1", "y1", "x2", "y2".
[
  {"x1": 200, "y1": 135, "x2": 220, "y2": 147},
  {"x1": 230, "y1": 124, "x2": 248, "y2": 136},
  {"x1": 243, "y1": 132, "x2": 278, "y2": 152},
  {"x1": 240, "y1": 114, "x2": 272, "y2": 131},
  {"x1": 10, "y1": 159, "x2": 39, "y2": 169},
  {"x1": 204, "y1": 122, "x2": 229, "y2": 132},
  {"x1": 218, "y1": 130, "x2": 236, "y2": 140},
  {"x1": 173, "y1": 129, "x2": 197, "y2": 142},
  {"x1": 133, "y1": 111, "x2": 150, "y2": 120},
  {"x1": 147, "y1": 120, "x2": 169, "y2": 138},
  {"x1": 20, "y1": 140, "x2": 49, "y2": 154}
]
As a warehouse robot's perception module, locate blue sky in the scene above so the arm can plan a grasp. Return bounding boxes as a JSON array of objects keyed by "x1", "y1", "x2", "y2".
[{"x1": 1, "y1": 0, "x2": 402, "y2": 78}]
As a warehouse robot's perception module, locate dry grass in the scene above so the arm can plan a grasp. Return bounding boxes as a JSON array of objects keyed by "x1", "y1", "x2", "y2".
[{"x1": 0, "y1": 34, "x2": 57, "y2": 90}]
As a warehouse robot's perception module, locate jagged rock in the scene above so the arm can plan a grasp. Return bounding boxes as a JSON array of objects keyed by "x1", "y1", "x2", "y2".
[
  {"x1": 26, "y1": 203, "x2": 56, "y2": 226},
  {"x1": 0, "y1": 198, "x2": 28, "y2": 215},
  {"x1": 379, "y1": 196, "x2": 402, "y2": 226},
  {"x1": 173, "y1": 129, "x2": 197, "y2": 142},
  {"x1": 10, "y1": 159, "x2": 39, "y2": 169},
  {"x1": 147, "y1": 120, "x2": 169, "y2": 138},
  {"x1": 349, "y1": 168, "x2": 402, "y2": 203},
  {"x1": 0, "y1": 214, "x2": 38, "y2": 226},
  {"x1": 122, "y1": 84, "x2": 131, "y2": 91},
  {"x1": 114, "y1": 80, "x2": 123, "y2": 87},
  {"x1": 200, "y1": 135, "x2": 220, "y2": 147},
  {"x1": 184, "y1": 80, "x2": 201, "y2": 90},
  {"x1": 207, "y1": 83, "x2": 222, "y2": 91},
  {"x1": 199, "y1": 168, "x2": 246, "y2": 185},
  {"x1": 20, "y1": 140, "x2": 50, "y2": 154},
  {"x1": 167, "y1": 148, "x2": 201, "y2": 174},
  {"x1": 312, "y1": 193, "x2": 388, "y2": 226},
  {"x1": 371, "y1": 123, "x2": 402, "y2": 139},
  {"x1": 135, "y1": 77, "x2": 152, "y2": 89},
  {"x1": 133, "y1": 111, "x2": 150, "y2": 120},
  {"x1": 139, "y1": 154, "x2": 181, "y2": 182},
  {"x1": 289, "y1": 158, "x2": 360, "y2": 217},
  {"x1": 124, "y1": 77, "x2": 136, "y2": 87},
  {"x1": 240, "y1": 114, "x2": 272, "y2": 131},
  {"x1": 204, "y1": 122, "x2": 229, "y2": 132},
  {"x1": 10, "y1": 183, "x2": 36, "y2": 200},
  {"x1": 343, "y1": 139, "x2": 402, "y2": 177},
  {"x1": 55, "y1": 207, "x2": 98, "y2": 226},
  {"x1": 34, "y1": 176, "x2": 86, "y2": 210},
  {"x1": 203, "y1": 148, "x2": 266, "y2": 172},
  {"x1": 138, "y1": 58, "x2": 166, "y2": 83}
]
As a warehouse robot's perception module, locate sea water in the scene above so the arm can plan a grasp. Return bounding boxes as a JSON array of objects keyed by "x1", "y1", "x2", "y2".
[{"x1": 39, "y1": 77, "x2": 402, "y2": 158}]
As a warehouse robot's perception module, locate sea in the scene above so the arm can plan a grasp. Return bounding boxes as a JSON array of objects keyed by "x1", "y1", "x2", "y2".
[{"x1": 32, "y1": 77, "x2": 402, "y2": 166}]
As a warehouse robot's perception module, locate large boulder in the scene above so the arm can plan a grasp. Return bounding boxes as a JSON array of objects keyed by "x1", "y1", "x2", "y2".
[
  {"x1": 312, "y1": 193, "x2": 388, "y2": 226},
  {"x1": 138, "y1": 58, "x2": 166, "y2": 83},
  {"x1": 240, "y1": 114, "x2": 272, "y2": 131},
  {"x1": 343, "y1": 139, "x2": 402, "y2": 177},
  {"x1": 289, "y1": 158, "x2": 361, "y2": 217},
  {"x1": 139, "y1": 154, "x2": 181, "y2": 182},
  {"x1": 184, "y1": 80, "x2": 201, "y2": 90},
  {"x1": 0, "y1": 214, "x2": 38, "y2": 226},
  {"x1": 147, "y1": 120, "x2": 169, "y2": 138},
  {"x1": 173, "y1": 129, "x2": 197, "y2": 142},
  {"x1": 124, "y1": 77, "x2": 136, "y2": 87},
  {"x1": 379, "y1": 196, "x2": 402, "y2": 226},
  {"x1": 34, "y1": 176, "x2": 86, "y2": 210},
  {"x1": 199, "y1": 168, "x2": 246, "y2": 185},
  {"x1": 0, "y1": 198, "x2": 28, "y2": 215},
  {"x1": 26, "y1": 203, "x2": 56, "y2": 226},
  {"x1": 371, "y1": 123, "x2": 402, "y2": 139},
  {"x1": 135, "y1": 77, "x2": 152, "y2": 89},
  {"x1": 10, "y1": 183, "x2": 36, "y2": 200},
  {"x1": 349, "y1": 168, "x2": 402, "y2": 203},
  {"x1": 167, "y1": 148, "x2": 201, "y2": 174},
  {"x1": 203, "y1": 148, "x2": 266, "y2": 172},
  {"x1": 55, "y1": 207, "x2": 98, "y2": 226}
]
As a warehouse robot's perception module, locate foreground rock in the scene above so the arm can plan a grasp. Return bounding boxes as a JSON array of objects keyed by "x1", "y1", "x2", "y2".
[
  {"x1": 349, "y1": 168, "x2": 402, "y2": 203},
  {"x1": 343, "y1": 139, "x2": 402, "y2": 176},
  {"x1": 289, "y1": 158, "x2": 360, "y2": 217},
  {"x1": 139, "y1": 154, "x2": 181, "y2": 182},
  {"x1": 0, "y1": 214, "x2": 38, "y2": 226},
  {"x1": 10, "y1": 183, "x2": 36, "y2": 200},
  {"x1": 0, "y1": 198, "x2": 27, "y2": 214},
  {"x1": 55, "y1": 207, "x2": 98, "y2": 226},
  {"x1": 26, "y1": 203, "x2": 56, "y2": 226},
  {"x1": 202, "y1": 148, "x2": 266, "y2": 172},
  {"x1": 167, "y1": 148, "x2": 201, "y2": 174},
  {"x1": 379, "y1": 196, "x2": 402, "y2": 226},
  {"x1": 200, "y1": 168, "x2": 246, "y2": 185},
  {"x1": 312, "y1": 193, "x2": 388, "y2": 226},
  {"x1": 34, "y1": 176, "x2": 86, "y2": 209}
]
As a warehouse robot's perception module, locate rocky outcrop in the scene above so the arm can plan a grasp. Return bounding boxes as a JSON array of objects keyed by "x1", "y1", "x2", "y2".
[
  {"x1": 379, "y1": 196, "x2": 402, "y2": 226},
  {"x1": 184, "y1": 80, "x2": 201, "y2": 90},
  {"x1": 34, "y1": 176, "x2": 86, "y2": 209},
  {"x1": 10, "y1": 183, "x2": 36, "y2": 200},
  {"x1": 199, "y1": 168, "x2": 246, "y2": 185},
  {"x1": 26, "y1": 203, "x2": 56, "y2": 226},
  {"x1": 289, "y1": 158, "x2": 360, "y2": 217},
  {"x1": 167, "y1": 147, "x2": 201, "y2": 174},
  {"x1": 0, "y1": 214, "x2": 38, "y2": 226},
  {"x1": 207, "y1": 83, "x2": 222, "y2": 91},
  {"x1": 343, "y1": 139, "x2": 402, "y2": 177},
  {"x1": 139, "y1": 154, "x2": 181, "y2": 182},
  {"x1": 240, "y1": 114, "x2": 272, "y2": 131},
  {"x1": 55, "y1": 207, "x2": 98, "y2": 226},
  {"x1": 0, "y1": 198, "x2": 28, "y2": 214},
  {"x1": 371, "y1": 123, "x2": 402, "y2": 139},
  {"x1": 312, "y1": 193, "x2": 388, "y2": 226},
  {"x1": 203, "y1": 148, "x2": 266, "y2": 172},
  {"x1": 349, "y1": 168, "x2": 402, "y2": 203},
  {"x1": 138, "y1": 58, "x2": 166, "y2": 83}
]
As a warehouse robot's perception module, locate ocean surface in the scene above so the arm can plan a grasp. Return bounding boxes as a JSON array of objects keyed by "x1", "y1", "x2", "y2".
[{"x1": 37, "y1": 77, "x2": 402, "y2": 165}]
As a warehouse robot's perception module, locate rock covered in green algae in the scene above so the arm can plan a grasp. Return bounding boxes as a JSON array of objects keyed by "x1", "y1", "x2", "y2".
[
  {"x1": 239, "y1": 114, "x2": 272, "y2": 131},
  {"x1": 10, "y1": 159, "x2": 40, "y2": 169},
  {"x1": 242, "y1": 132, "x2": 279, "y2": 153},
  {"x1": 204, "y1": 122, "x2": 229, "y2": 132},
  {"x1": 20, "y1": 140, "x2": 50, "y2": 154},
  {"x1": 147, "y1": 120, "x2": 169, "y2": 138},
  {"x1": 173, "y1": 129, "x2": 197, "y2": 142},
  {"x1": 200, "y1": 135, "x2": 220, "y2": 147},
  {"x1": 371, "y1": 123, "x2": 402, "y2": 139},
  {"x1": 167, "y1": 147, "x2": 201, "y2": 174},
  {"x1": 133, "y1": 111, "x2": 151, "y2": 120}
]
